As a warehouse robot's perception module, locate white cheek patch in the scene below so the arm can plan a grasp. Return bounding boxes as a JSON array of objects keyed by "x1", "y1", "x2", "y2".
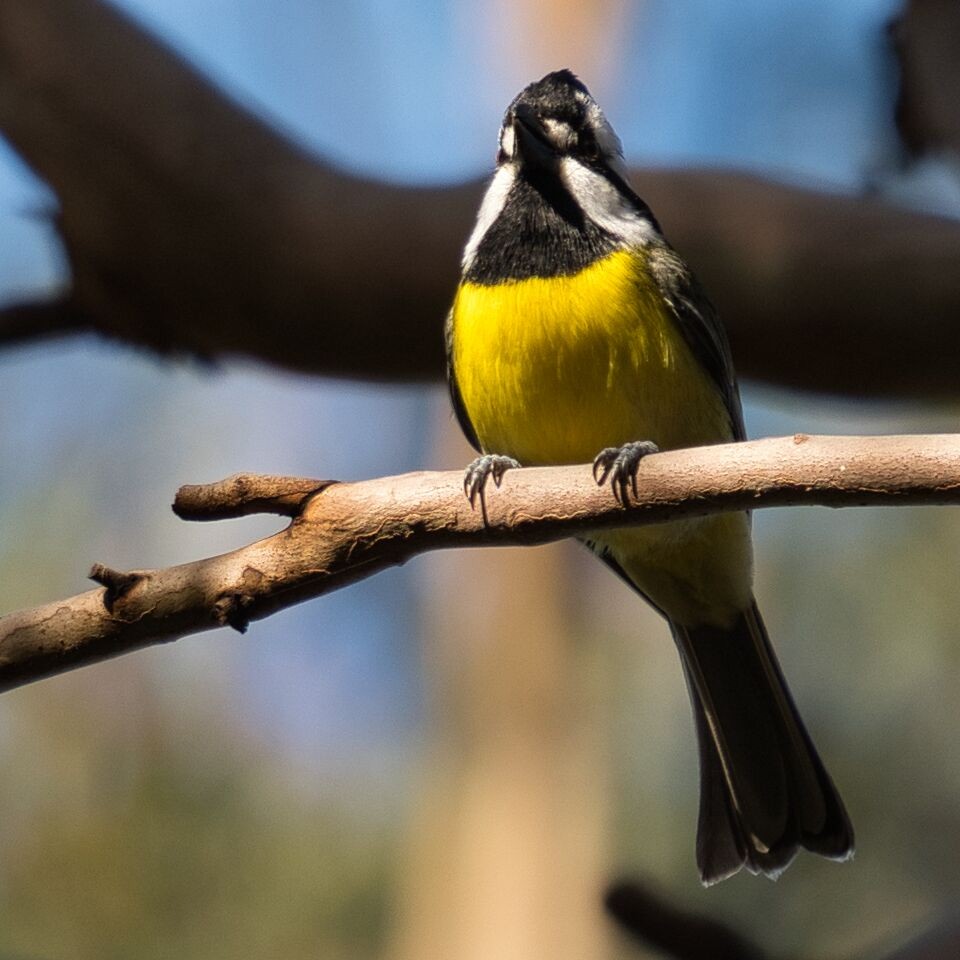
[
  {"x1": 461, "y1": 164, "x2": 517, "y2": 270},
  {"x1": 542, "y1": 117, "x2": 575, "y2": 151},
  {"x1": 559, "y1": 156, "x2": 656, "y2": 246},
  {"x1": 499, "y1": 124, "x2": 515, "y2": 160},
  {"x1": 584, "y1": 101, "x2": 627, "y2": 175}
]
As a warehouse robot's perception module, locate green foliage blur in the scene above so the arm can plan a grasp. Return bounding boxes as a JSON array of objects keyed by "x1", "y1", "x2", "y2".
[{"x1": 0, "y1": 671, "x2": 395, "y2": 960}]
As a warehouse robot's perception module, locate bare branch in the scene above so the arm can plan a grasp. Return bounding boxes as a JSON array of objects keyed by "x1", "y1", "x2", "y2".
[
  {"x1": 172, "y1": 474, "x2": 336, "y2": 521},
  {"x1": 1, "y1": 433, "x2": 960, "y2": 694},
  {"x1": 2, "y1": 0, "x2": 960, "y2": 395},
  {"x1": 0, "y1": 297, "x2": 87, "y2": 345}
]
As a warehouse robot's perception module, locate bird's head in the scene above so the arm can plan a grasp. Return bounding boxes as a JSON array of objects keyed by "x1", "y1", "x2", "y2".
[{"x1": 496, "y1": 69, "x2": 626, "y2": 176}]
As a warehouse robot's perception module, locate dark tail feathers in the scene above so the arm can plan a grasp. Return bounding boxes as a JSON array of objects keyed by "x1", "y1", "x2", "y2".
[{"x1": 672, "y1": 601, "x2": 853, "y2": 884}]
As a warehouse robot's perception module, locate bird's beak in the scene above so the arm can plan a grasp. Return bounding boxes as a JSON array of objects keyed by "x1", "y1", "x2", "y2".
[{"x1": 511, "y1": 103, "x2": 555, "y2": 169}]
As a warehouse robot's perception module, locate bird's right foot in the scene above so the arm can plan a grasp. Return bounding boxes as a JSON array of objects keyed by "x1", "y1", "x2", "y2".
[
  {"x1": 592, "y1": 440, "x2": 659, "y2": 505},
  {"x1": 463, "y1": 454, "x2": 520, "y2": 509}
]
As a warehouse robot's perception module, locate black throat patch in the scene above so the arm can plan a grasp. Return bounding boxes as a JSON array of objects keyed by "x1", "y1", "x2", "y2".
[{"x1": 465, "y1": 168, "x2": 617, "y2": 284}]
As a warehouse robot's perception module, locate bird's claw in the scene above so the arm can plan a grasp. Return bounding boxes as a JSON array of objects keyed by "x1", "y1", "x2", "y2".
[
  {"x1": 592, "y1": 440, "x2": 659, "y2": 504},
  {"x1": 463, "y1": 454, "x2": 521, "y2": 509}
]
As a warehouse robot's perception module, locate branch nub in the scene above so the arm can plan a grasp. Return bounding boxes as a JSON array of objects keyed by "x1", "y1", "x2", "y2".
[
  {"x1": 173, "y1": 474, "x2": 334, "y2": 521},
  {"x1": 88, "y1": 563, "x2": 145, "y2": 612},
  {"x1": 212, "y1": 594, "x2": 254, "y2": 633}
]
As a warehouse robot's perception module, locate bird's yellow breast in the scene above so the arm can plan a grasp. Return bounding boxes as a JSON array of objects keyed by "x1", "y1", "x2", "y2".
[
  {"x1": 450, "y1": 249, "x2": 733, "y2": 464},
  {"x1": 450, "y1": 247, "x2": 751, "y2": 627}
]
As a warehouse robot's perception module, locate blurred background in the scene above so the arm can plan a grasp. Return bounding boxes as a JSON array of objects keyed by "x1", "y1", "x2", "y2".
[{"x1": 2, "y1": 0, "x2": 960, "y2": 957}]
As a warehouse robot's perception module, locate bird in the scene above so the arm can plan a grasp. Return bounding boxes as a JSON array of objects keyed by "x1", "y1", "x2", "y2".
[{"x1": 444, "y1": 69, "x2": 853, "y2": 884}]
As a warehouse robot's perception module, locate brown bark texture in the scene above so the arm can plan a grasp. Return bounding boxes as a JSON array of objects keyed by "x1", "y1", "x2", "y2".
[
  {"x1": 0, "y1": 0, "x2": 959, "y2": 395},
  {"x1": 2, "y1": 433, "x2": 959, "y2": 695}
]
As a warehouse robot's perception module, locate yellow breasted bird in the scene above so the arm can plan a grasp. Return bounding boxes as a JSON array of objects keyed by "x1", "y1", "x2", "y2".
[{"x1": 445, "y1": 70, "x2": 853, "y2": 884}]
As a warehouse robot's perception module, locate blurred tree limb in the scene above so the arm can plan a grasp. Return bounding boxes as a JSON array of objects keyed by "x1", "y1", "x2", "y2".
[
  {"x1": 605, "y1": 880, "x2": 769, "y2": 960},
  {"x1": 893, "y1": 0, "x2": 960, "y2": 160},
  {"x1": 1, "y1": 432, "x2": 960, "y2": 693},
  {"x1": 606, "y1": 878, "x2": 960, "y2": 960},
  {"x1": 1, "y1": 0, "x2": 960, "y2": 394}
]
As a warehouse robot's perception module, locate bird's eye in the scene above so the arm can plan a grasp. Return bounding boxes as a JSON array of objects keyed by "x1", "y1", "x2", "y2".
[{"x1": 496, "y1": 147, "x2": 507, "y2": 165}]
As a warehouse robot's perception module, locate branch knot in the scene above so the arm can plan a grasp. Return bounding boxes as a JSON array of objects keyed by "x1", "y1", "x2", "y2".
[
  {"x1": 212, "y1": 594, "x2": 255, "y2": 633},
  {"x1": 88, "y1": 563, "x2": 145, "y2": 612}
]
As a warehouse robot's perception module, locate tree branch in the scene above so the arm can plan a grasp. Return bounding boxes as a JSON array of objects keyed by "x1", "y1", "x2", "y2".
[
  {"x1": 172, "y1": 474, "x2": 336, "y2": 521},
  {"x1": 605, "y1": 879, "x2": 769, "y2": 960},
  {"x1": 1, "y1": 433, "x2": 959, "y2": 694},
  {"x1": 0, "y1": 297, "x2": 87, "y2": 345},
  {"x1": 2, "y1": 0, "x2": 960, "y2": 395},
  {"x1": 892, "y1": 0, "x2": 960, "y2": 160}
]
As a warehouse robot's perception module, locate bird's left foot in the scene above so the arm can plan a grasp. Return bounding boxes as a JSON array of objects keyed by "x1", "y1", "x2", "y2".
[{"x1": 592, "y1": 440, "x2": 659, "y2": 504}]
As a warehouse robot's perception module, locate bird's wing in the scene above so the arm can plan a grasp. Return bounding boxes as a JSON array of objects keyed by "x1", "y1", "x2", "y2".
[{"x1": 648, "y1": 244, "x2": 746, "y2": 442}]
